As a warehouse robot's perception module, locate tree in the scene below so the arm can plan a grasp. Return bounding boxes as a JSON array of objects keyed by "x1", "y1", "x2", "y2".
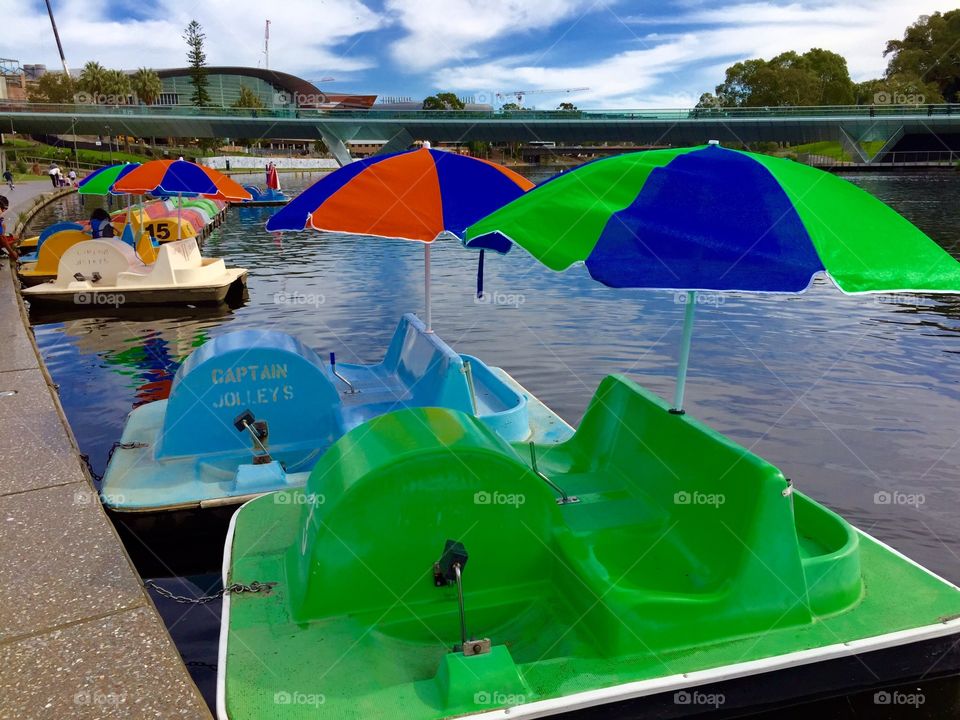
[
  {"x1": 854, "y1": 75, "x2": 944, "y2": 105},
  {"x1": 694, "y1": 92, "x2": 724, "y2": 109},
  {"x1": 27, "y1": 72, "x2": 76, "y2": 103},
  {"x1": 131, "y1": 68, "x2": 163, "y2": 105},
  {"x1": 233, "y1": 85, "x2": 265, "y2": 109},
  {"x1": 714, "y1": 49, "x2": 854, "y2": 106},
  {"x1": 422, "y1": 92, "x2": 465, "y2": 110},
  {"x1": 79, "y1": 61, "x2": 107, "y2": 98},
  {"x1": 102, "y1": 69, "x2": 132, "y2": 103},
  {"x1": 884, "y1": 11, "x2": 960, "y2": 102},
  {"x1": 183, "y1": 20, "x2": 211, "y2": 106},
  {"x1": 500, "y1": 102, "x2": 522, "y2": 111},
  {"x1": 557, "y1": 101, "x2": 578, "y2": 111}
]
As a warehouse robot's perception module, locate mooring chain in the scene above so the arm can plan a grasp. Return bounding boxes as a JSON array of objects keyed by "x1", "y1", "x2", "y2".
[
  {"x1": 145, "y1": 579, "x2": 277, "y2": 605},
  {"x1": 81, "y1": 442, "x2": 150, "y2": 483}
]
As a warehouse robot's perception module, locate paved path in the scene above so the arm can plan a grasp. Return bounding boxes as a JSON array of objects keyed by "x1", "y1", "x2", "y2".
[
  {"x1": 0, "y1": 255, "x2": 212, "y2": 718},
  {"x1": 2, "y1": 179, "x2": 53, "y2": 224}
]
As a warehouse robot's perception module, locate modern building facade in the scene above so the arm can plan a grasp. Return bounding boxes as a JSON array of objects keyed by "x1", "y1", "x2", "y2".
[{"x1": 155, "y1": 67, "x2": 376, "y2": 110}]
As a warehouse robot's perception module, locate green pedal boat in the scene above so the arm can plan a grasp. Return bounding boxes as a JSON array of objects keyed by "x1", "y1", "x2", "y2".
[{"x1": 218, "y1": 375, "x2": 960, "y2": 719}]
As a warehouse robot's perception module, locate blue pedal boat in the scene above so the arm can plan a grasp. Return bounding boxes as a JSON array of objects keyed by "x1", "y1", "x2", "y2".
[{"x1": 100, "y1": 313, "x2": 569, "y2": 515}]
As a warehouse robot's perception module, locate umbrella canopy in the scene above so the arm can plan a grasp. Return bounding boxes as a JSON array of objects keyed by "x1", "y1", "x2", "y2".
[
  {"x1": 267, "y1": 147, "x2": 534, "y2": 329},
  {"x1": 465, "y1": 144, "x2": 960, "y2": 411},
  {"x1": 466, "y1": 144, "x2": 960, "y2": 294},
  {"x1": 113, "y1": 159, "x2": 251, "y2": 201},
  {"x1": 78, "y1": 163, "x2": 141, "y2": 195}
]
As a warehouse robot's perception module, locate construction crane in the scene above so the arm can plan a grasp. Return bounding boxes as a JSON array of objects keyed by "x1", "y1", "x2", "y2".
[{"x1": 495, "y1": 87, "x2": 589, "y2": 106}]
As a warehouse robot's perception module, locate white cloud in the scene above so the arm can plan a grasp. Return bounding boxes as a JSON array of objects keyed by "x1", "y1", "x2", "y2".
[
  {"x1": 385, "y1": 0, "x2": 603, "y2": 71},
  {"x1": 430, "y1": 0, "x2": 960, "y2": 107},
  {"x1": 3, "y1": 0, "x2": 384, "y2": 75}
]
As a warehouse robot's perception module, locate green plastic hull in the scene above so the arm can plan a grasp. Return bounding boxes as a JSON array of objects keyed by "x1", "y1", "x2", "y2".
[{"x1": 219, "y1": 375, "x2": 960, "y2": 719}]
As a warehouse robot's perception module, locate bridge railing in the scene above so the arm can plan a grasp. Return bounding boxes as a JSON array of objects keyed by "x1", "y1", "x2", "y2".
[
  {"x1": 801, "y1": 149, "x2": 960, "y2": 167},
  {"x1": 2, "y1": 101, "x2": 960, "y2": 122}
]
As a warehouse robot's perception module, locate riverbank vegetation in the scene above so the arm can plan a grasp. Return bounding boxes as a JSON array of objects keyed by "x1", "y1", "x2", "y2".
[{"x1": 698, "y1": 10, "x2": 959, "y2": 108}]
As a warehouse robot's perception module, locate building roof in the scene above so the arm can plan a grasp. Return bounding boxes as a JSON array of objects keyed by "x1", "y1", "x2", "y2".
[{"x1": 155, "y1": 66, "x2": 376, "y2": 109}]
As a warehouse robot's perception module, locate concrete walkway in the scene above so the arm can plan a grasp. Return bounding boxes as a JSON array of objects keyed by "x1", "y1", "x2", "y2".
[
  {"x1": 0, "y1": 254, "x2": 211, "y2": 718},
  {"x1": 3, "y1": 179, "x2": 55, "y2": 228}
]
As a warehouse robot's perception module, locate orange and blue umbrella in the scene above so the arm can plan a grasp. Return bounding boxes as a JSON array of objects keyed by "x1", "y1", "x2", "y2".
[
  {"x1": 267, "y1": 147, "x2": 534, "y2": 328},
  {"x1": 114, "y1": 159, "x2": 251, "y2": 201}
]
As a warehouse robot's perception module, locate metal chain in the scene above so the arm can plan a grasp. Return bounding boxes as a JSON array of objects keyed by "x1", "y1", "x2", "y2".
[
  {"x1": 81, "y1": 442, "x2": 149, "y2": 484},
  {"x1": 145, "y1": 579, "x2": 277, "y2": 604}
]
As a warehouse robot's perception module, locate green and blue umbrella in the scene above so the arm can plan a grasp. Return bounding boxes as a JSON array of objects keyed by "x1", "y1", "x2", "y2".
[
  {"x1": 77, "y1": 162, "x2": 140, "y2": 196},
  {"x1": 465, "y1": 144, "x2": 960, "y2": 410}
]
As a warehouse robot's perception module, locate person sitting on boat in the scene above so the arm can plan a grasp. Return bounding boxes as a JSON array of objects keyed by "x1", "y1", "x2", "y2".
[{"x1": 89, "y1": 208, "x2": 115, "y2": 238}]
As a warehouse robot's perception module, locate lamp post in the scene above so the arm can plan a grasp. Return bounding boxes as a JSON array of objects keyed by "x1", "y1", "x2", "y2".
[
  {"x1": 104, "y1": 125, "x2": 113, "y2": 164},
  {"x1": 71, "y1": 117, "x2": 78, "y2": 163}
]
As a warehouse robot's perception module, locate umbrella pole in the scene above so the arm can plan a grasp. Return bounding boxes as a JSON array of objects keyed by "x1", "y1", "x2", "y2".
[
  {"x1": 671, "y1": 291, "x2": 697, "y2": 414},
  {"x1": 424, "y1": 242, "x2": 433, "y2": 333},
  {"x1": 177, "y1": 192, "x2": 182, "y2": 241}
]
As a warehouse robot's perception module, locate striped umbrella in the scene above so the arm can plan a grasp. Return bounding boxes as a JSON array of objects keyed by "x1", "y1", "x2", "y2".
[
  {"x1": 465, "y1": 144, "x2": 960, "y2": 411},
  {"x1": 77, "y1": 163, "x2": 140, "y2": 195},
  {"x1": 113, "y1": 159, "x2": 251, "y2": 201},
  {"x1": 267, "y1": 147, "x2": 534, "y2": 330},
  {"x1": 114, "y1": 159, "x2": 250, "y2": 240}
]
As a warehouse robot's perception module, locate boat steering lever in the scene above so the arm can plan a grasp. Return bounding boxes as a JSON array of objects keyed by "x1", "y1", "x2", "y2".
[
  {"x1": 233, "y1": 410, "x2": 273, "y2": 464},
  {"x1": 433, "y1": 540, "x2": 491, "y2": 656},
  {"x1": 329, "y1": 353, "x2": 357, "y2": 394},
  {"x1": 530, "y1": 442, "x2": 579, "y2": 505}
]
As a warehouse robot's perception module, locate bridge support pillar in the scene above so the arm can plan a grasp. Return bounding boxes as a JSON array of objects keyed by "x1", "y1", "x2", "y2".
[
  {"x1": 316, "y1": 126, "x2": 352, "y2": 166},
  {"x1": 838, "y1": 127, "x2": 869, "y2": 164},
  {"x1": 375, "y1": 128, "x2": 415, "y2": 157},
  {"x1": 867, "y1": 126, "x2": 905, "y2": 164}
]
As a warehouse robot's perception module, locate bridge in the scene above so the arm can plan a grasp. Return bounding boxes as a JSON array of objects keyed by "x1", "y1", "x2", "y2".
[{"x1": 2, "y1": 101, "x2": 959, "y2": 166}]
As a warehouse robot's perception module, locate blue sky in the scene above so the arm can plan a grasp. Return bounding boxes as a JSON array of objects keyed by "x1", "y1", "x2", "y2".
[{"x1": 10, "y1": 0, "x2": 959, "y2": 107}]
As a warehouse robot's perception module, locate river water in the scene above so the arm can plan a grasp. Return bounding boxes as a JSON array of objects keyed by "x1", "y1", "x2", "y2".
[{"x1": 23, "y1": 169, "x2": 960, "y2": 715}]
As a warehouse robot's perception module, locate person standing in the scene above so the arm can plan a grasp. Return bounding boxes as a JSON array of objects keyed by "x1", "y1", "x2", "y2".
[
  {"x1": 48, "y1": 163, "x2": 60, "y2": 188},
  {"x1": 2, "y1": 170, "x2": 13, "y2": 191}
]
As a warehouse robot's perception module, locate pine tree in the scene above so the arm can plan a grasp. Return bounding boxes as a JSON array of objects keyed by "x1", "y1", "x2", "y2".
[{"x1": 183, "y1": 21, "x2": 211, "y2": 107}]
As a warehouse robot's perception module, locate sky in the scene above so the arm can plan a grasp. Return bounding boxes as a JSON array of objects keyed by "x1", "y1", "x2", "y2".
[{"x1": 8, "y1": 0, "x2": 959, "y2": 108}]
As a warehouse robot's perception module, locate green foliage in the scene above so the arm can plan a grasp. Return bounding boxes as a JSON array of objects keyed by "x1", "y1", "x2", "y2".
[
  {"x1": 715, "y1": 49, "x2": 855, "y2": 106},
  {"x1": 422, "y1": 92, "x2": 465, "y2": 110},
  {"x1": 854, "y1": 75, "x2": 944, "y2": 105},
  {"x1": 102, "y1": 69, "x2": 132, "y2": 101},
  {"x1": 26, "y1": 72, "x2": 76, "y2": 103},
  {"x1": 183, "y1": 20, "x2": 211, "y2": 107},
  {"x1": 79, "y1": 61, "x2": 107, "y2": 96},
  {"x1": 500, "y1": 102, "x2": 522, "y2": 111},
  {"x1": 233, "y1": 85, "x2": 265, "y2": 109},
  {"x1": 131, "y1": 68, "x2": 163, "y2": 105},
  {"x1": 313, "y1": 138, "x2": 329, "y2": 155},
  {"x1": 695, "y1": 92, "x2": 724, "y2": 109},
  {"x1": 884, "y1": 10, "x2": 960, "y2": 103},
  {"x1": 557, "y1": 102, "x2": 578, "y2": 111}
]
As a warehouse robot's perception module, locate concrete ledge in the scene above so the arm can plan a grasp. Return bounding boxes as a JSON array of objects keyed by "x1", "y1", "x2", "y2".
[{"x1": 0, "y1": 256, "x2": 211, "y2": 718}]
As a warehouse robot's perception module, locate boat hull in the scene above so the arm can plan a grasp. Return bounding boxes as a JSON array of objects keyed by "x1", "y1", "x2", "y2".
[
  {"x1": 21, "y1": 273, "x2": 247, "y2": 306},
  {"x1": 548, "y1": 635, "x2": 960, "y2": 718}
]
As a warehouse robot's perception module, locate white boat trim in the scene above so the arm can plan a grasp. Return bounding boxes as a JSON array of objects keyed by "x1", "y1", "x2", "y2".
[
  {"x1": 215, "y1": 519, "x2": 960, "y2": 719},
  {"x1": 216, "y1": 499, "x2": 250, "y2": 720}
]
